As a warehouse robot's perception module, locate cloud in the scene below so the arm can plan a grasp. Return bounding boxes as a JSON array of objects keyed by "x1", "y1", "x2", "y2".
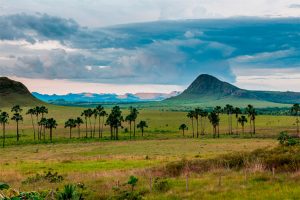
[
  {"x1": 0, "y1": 14, "x2": 300, "y2": 89},
  {"x1": 289, "y1": 4, "x2": 300, "y2": 8}
]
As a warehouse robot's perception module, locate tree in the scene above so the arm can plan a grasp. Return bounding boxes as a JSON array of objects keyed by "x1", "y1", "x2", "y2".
[
  {"x1": 213, "y1": 106, "x2": 222, "y2": 136},
  {"x1": 45, "y1": 118, "x2": 57, "y2": 142},
  {"x1": 106, "y1": 106, "x2": 123, "y2": 140},
  {"x1": 0, "y1": 112, "x2": 9, "y2": 148},
  {"x1": 11, "y1": 105, "x2": 22, "y2": 114},
  {"x1": 137, "y1": 120, "x2": 148, "y2": 137},
  {"x1": 200, "y1": 110, "x2": 208, "y2": 135},
  {"x1": 224, "y1": 104, "x2": 234, "y2": 134},
  {"x1": 99, "y1": 110, "x2": 107, "y2": 138},
  {"x1": 92, "y1": 109, "x2": 98, "y2": 138},
  {"x1": 208, "y1": 111, "x2": 220, "y2": 138},
  {"x1": 179, "y1": 124, "x2": 188, "y2": 136},
  {"x1": 81, "y1": 109, "x2": 93, "y2": 138},
  {"x1": 125, "y1": 113, "x2": 134, "y2": 139},
  {"x1": 65, "y1": 119, "x2": 76, "y2": 139},
  {"x1": 233, "y1": 107, "x2": 242, "y2": 135},
  {"x1": 194, "y1": 108, "x2": 203, "y2": 138},
  {"x1": 95, "y1": 105, "x2": 104, "y2": 138},
  {"x1": 34, "y1": 106, "x2": 41, "y2": 140},
  {"x1": 75, "y1": 117, "x2": 84, "y2": 138},
  {"x1": 127, "y1": 176, "x2": 138, "y2": 192},
  {"x1": 291, "y1": 103, "x2": 300, "y2": 136},
  {"x1": 130, "y1": 107, "x2": 139, "y2": 138},
  {"x1": 26, "y1": 108, "x2": 37, "y2": 140},
  {"x1": 39, "y1": 106, "x2": 48, "y2": 139},
  {"x1": 11, "y1": 113, "x2": 23, "y2": 142},
  {"x1": 245, "y1": 105, "x2": 257, "y2": 136},
  {"x1": 187, "y1": 111, "x2": 195, "y2": 138},
  {"x1": 38, "y1": 118, "x2": 47, "y2": 141},
  {"x1": 238, "y1": 115, "x2": 248, "y2": 135}
]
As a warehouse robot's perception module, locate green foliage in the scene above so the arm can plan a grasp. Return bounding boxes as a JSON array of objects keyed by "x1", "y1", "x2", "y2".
[
  {"x1": 153, "y1": 177, "x2": 170, "y2": 192},
  {"x1": 127, "y1": 176, "x2": 138, "y2": 191},
  {"x1": 0, "y1": 183, "x2": 10, "y2": 190},
  {"x1": 278, "y1": 131, "x2": 298, "y2": 146},
  {"x1": 22, "y1": 171, "x2": 64, "y2": 184},
  {"x1": 57, "y1": 184, "x2": 83, "y2": 200}
]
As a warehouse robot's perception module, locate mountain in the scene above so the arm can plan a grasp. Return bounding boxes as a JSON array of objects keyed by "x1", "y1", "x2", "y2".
[
  {"x1": 0, "y1": 77, "x2": 42, "y2": 107},
  {"x1": 167, "y1": 74, "x2": 300, "y2": 106},
  {"x1": 32, "y1": 91, "x2": 180, "y2": 104}
]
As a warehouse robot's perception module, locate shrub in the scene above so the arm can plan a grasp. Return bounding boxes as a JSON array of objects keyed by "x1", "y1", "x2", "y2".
[
  {"x1": 22, "y1": 171, "x2": 64, "y2": 184},
  {"x1": 57, "y1": 184, "x2": 83, "y2": 200},
  {"x1": 153, "y1": 178, "x2": 170, "y2": 192},
  {"x1": 278, "y1": 131, "x2": 298, "y2": 146},
  {"x1": 165, "y1": 159, "x2": 187, "y2": 177}
]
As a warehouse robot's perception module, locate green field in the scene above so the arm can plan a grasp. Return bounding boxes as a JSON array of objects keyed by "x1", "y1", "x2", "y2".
[{"x1": 1, "y1": 104, "x2": 300, "y2": 199}]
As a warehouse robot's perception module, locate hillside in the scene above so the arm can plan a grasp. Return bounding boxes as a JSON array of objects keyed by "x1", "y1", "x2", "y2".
[
  {"x1": 167, "y1": 74, "x2": 300, "y2": 107},
  {"x1": 0, "y1": 77, "x2": 42, "y2": 107}
]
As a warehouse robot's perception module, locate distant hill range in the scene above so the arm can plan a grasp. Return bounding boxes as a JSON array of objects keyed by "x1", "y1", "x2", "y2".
[
  {"x1": 167, "y1": 74, "x2": 300, "y2": 106},
  {"x1": 32, "y1": 91, "x2": 180, "y2": 104},
  {"x1": 0, "y1": 77, "x2": 41, "y2": 107}
]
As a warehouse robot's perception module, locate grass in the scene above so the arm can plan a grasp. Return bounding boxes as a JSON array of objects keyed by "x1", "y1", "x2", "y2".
[{"x1": 1, "y1": 104, "x2": 300, "y2": 199}]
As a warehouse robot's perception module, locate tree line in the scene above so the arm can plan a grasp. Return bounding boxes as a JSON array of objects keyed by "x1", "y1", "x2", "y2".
[{"x1": 0, "y1": 105, "x2": 148, "y2": 147}]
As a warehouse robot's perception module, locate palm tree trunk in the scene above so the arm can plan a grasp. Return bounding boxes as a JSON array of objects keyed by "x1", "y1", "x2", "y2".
[
  {"x1": 253, "y1": 119, "x2": 256, "y2": 135},
  {"x1": 129, "y1": 122, "x2": 132, "y2": 139},
  {"x1": 43, "y1": 126, "x2": 45, "y2": 141},
  {"x1": 85, "y1": 119, "x2": 88, "y2": 138},
  {"x1": 30, "y1": 114, "x2": 36, "y2": 140},
  {"x1": 110, "y1": 126, "x2": 113, "y2": 140},
  {"x1": 182, "y1": 129, "x2": 184, "y2": 136},
  {"x1": 2, "y1": 124, "x2": 5, "y2": 148},
  {"x1": 133, "y1": 121, "x2": 136, "y2": 137},
  {"x1": 78, "y1": 126, "x2": 81, "y2": 138},
  {"x1": 116, "y1": 127, "x2": 119, "y2": 140},
  {"x1": 93, "y1": 117, "x2": 96, "y2": 138},
  {"x1": 69, "y1": 128, "x2": 72, "y2": 139},
  {"x1": 191, "y1": 119, "x2": 194, "y2": 138},
  {"x1": 242, "y1": 125, "x2": 244, "y2": 134},
  {"x1": 101, "y1": 116, "x2": 105, "y2": 138},
  {"x1": 36, "y1": 115, "x2": 39, "y2": 140},
  {"x1": 89, "y1": 117, "x2": 92, "y2": 138},
  {"x1": 98, "y1": 116, "x2": 101, "y2": 138},
  {"x1": 16, "y1": 121, "x2": 19, "y2": 142},
  {"x1": 142, "y1": 128, "x2": 144, "y2": 137},
  {"x1": 50, "y1": 128, "x2": 53, "y2": 142},
  {"x1": 196, "y1": 118, "x2": 199, "y2": 138}
]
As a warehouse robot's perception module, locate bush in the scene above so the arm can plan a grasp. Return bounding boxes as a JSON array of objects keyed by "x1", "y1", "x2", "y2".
[
  {"x1": 22, "y1": 171, "x2": 64, "y2": 184},
  {"x1": 278, "y1": 131, "x2": 298, "y2": 146},
  {"x1": 153, "y1": 178, "x2": 170, "y2": 192},
  {"x1": 165, "y1": 159, "x2": 187, "y2": 177}
]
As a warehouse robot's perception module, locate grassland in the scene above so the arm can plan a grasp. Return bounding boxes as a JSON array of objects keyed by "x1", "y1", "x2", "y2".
[{"x1": 1, "y1": 104, "x2": 300, "y2": 199}]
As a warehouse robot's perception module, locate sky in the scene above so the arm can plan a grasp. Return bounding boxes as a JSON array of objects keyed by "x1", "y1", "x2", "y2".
[{"x1": 0, "y1": 0, "x2": 300, "y2": 94}]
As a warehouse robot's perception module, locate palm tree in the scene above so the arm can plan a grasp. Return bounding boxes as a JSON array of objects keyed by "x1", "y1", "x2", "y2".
[
  {"x1": 137, "y1": 120, "x2": 148, "y2": 137},
  {"x1": 194, "y1": 108, "x2": 202, "y2": 138},
  {"x1": 208, "y1": 111, "x2": 220, "y2": 138},
  {"x1": 125, "y1": 114, "x2": 134, "y2": 139},
  {"x1": 291, "y1": 104, "x2": 300, "y2": 136},
  {"x1": 92, "y1": 109, "x2": 98, "y2": 138},
  {"x1": 99, "y1": 110, "x2": 107, "y2": 138},
  {"x1": 11, "y1": 113, "x2": 23, "y2": 142},
  {"x1": 26, "y1": 108, "x2": 37, "y2": 140},
  {"x1": 38, "y1": 118, "x2": 47, "y2": 141},
  {"x1": 45, "y1": 118, "x2": 57, "y2": 142},
  {"x1": 95, "y1": 105, "x2": 104, "y2": 138},
  {"x1": 81, "y1": 109, "x2": 93, "y2": 138},
  {"x1": 0, "y1": 112, "x2": 9, "y2": 147},
  {"x1": 200, "y1": 110, "x2": 208, "y2": 135},
  {"x1": 187, "y1": 111, "x2": 195, "y2": 138},
  {"x1": 106, "y1": 113, "x2": 114, "y2": 140},
  {"x1": 213, "y1": 106, "x2": 222, "y2": 136},
  {"x1": 65, "y1": 119, "x2": 76, "y2": 139},
  {"x1": 11, "y1": 105, "x2": 22, "y2": 113},
  {"x1": 224, "y1": 104, "x2": 234, "y2": 134},
  {"x1": 75, "y1": 117, "x2": 84, "y2": 138},
  {"x1": 34, "y1": 106, "x2": 41, "y2": 140},
  {"x1": 238, "y1": 116, "x2": 248, "y2": 135},
  {"x1": 179, "y1": 124, "x2": 188, "y2": 136},
  {"x1": 131, "y1": 107, "x2": 139, "y2": 138},
  {"x1": 39, "y1": 106, "x2": 48, "y2": 139},
  {"x1": 233, "y1": 107, "x2": 242, "y2": 135},
  {"x1": 245, "y1": 105, "x2": 257, "y2": 135},
  {"x1": 106, "y1": 106, "x2": 123, "y2": 140}
]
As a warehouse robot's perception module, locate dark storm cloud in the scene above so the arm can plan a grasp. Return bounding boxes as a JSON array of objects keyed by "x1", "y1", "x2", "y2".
[{"x1": 0, "y1": 14, "x2": 300, "y2": 85}]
